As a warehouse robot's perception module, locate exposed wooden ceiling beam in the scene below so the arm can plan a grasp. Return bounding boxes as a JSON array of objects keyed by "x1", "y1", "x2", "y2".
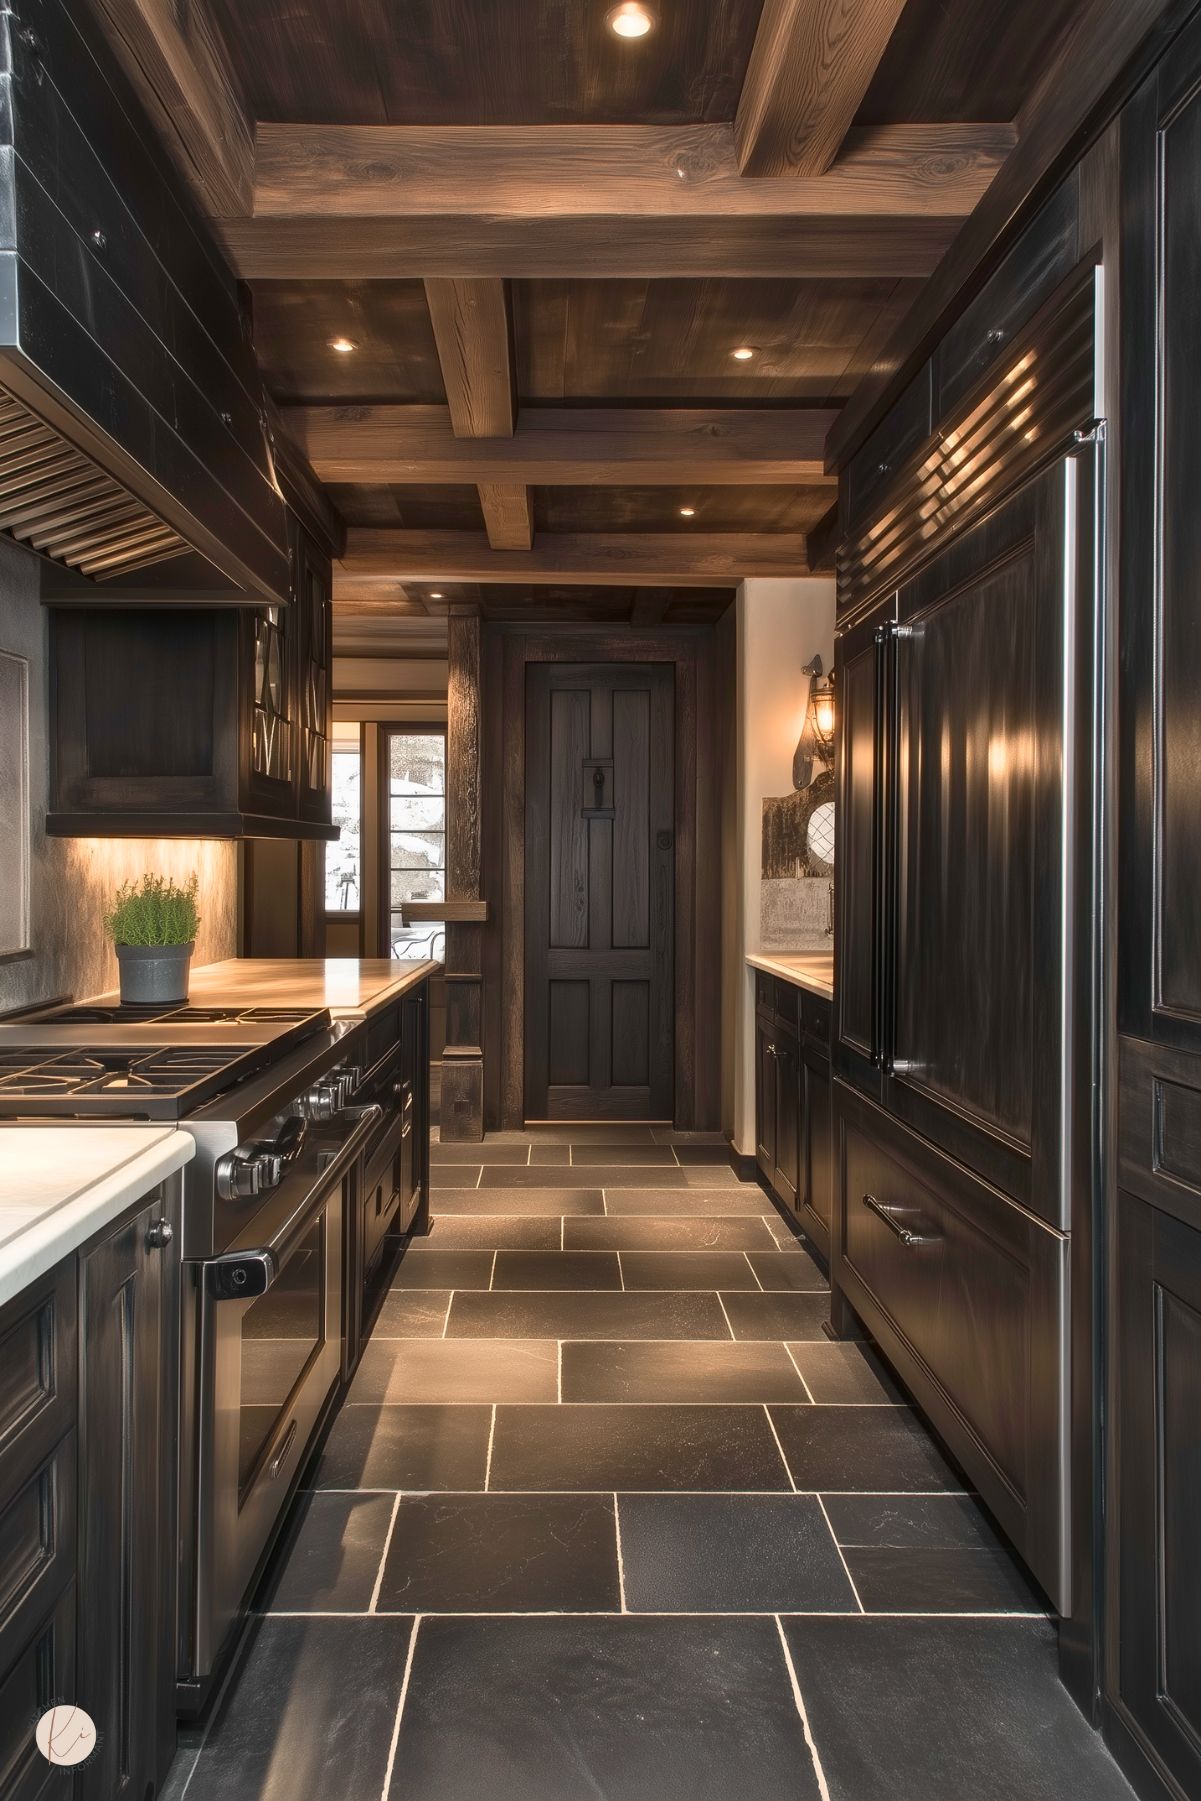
[
  {"x1": 736, "y1": 0, "x2": 910, "y2": 178},
  {"x1": 224, "y1": 122, "x2": 1013, "y2": 280},
  {"x1": 826, "y1": 0, "x2": 1187, "y2": 467},
  {"x1": 89, "y1": 0, "x2": 253, "y2": 215},
  {"x1": 423, "y1": 280, "x2": 516, "y2": 438},
  {"x1": 479, "y1": 483, "x2": 534, "y2": 552},
  {"x1": 280, "y1": 405, "x2": 838, "y2": 487},
  {"x1": 335, "y1": 530, "x2": 806, "y2": 594}
]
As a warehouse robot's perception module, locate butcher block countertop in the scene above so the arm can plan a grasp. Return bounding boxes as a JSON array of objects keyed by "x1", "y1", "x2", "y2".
[
  {"x1": 746, "y1": 951, "x2": 835, "y2": 1000},
  {"x1": 91, "y1": 957, "x2": 440, "y2": 1022}
]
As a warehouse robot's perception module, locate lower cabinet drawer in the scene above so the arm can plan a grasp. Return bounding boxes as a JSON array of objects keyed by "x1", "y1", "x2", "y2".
[
  {"x1": 0, "y1": 1265, "x2": 77, "y2": 1499},
  {"x1": 754, "y1": 970, "x2": 776, "y2": 1018},
  {"x1": 801, "y1": 989, "x2": 832, "y2": 1046},
  {"x1": 0, "y1": 1583, "x2": 76, "y2": 1801},
  {"x1": 836, "y1": 1084, "x2": 1068, "y2": 1609}
]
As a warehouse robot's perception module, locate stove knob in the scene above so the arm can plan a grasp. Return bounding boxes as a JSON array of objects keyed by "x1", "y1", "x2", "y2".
[
  {"x1": 215, "y1": 1149, "x2": 283, "y2": 1202},
  {"x1": 301, "y1": 1080, "x2": 339, "y2": 1122}
]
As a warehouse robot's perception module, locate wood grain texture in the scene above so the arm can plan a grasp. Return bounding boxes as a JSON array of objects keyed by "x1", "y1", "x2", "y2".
[
  {"x1": 282, "y1": 404, "x2": 835, "y2": 485},
  {"x1": 252, "y1": 121, "x2": 1012, "y2": 219},
  {"x1": 220, "y1": 212, "x2": 961, "y2": 281},
  {"x1": 736, "y1": 0, "x2": 909, "y2": 177},
  {"x1": 479, "y1": 482, "x2": 534, "y2": 551},
  {"x1": 826, "y1": 0, "x2": 1188, "y2": 466},
  {"x1": 90, "y1": 0, "x2": 253, "y2": 214},
  {"x1": 446, "y1": 609, "x2": 482, "y2": 903},
  {"x1": 423, "y1": 280, "x2": 516, "y2": 437},
  {"x1": 336, "y1": 530, "x2": 806, "y2": 590}
]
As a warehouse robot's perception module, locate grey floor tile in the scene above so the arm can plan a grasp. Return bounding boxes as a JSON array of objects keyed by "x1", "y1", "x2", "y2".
[
  {"x1": 187, "y1": 1616, "x2": 413, "y2": 1801},
  {"x1": 490, "y1": 1249, "x2": 623, "y2": 1289},
  {"x1": 372, "y1": 1288, "x2": 452, "y2": 1338},
  {"x1": 432, "y1": 1143, "x2": 531, "y2": 1165},
  {"x1": 787, "y1": 1342, "x2": 904, "y2": 1404},
  {"x1": 376, "y1": 1494, "x2": 620, "y2": 1613},
  {"x1": 602, "y1": 1188, "x2": 769, "y2": 1216},
  {"x1": 672, "y1": 1146, "x2": 737, "y2": 1166},
  {"x1": 619, "y1": 1494, "x2": 856, "y2": 1613},
  {"x1": 781, "y1": 1617, "x2": 1137, "y2": 1801},
  {"x1": 721, "y1": 1292, "x2": 830, "y2": 1340},
  {"x1": 561, "y1": 1339, "x2": 809, "y2": 1403},
  {"x1": 618, "y1": 1250, "x2": 760, "y2": 1289},
  {"x1": 744, "y1": 1250, "x2": 828, "y2": 1292},
  {"x1": 565, "y1": 1216, "x2": 780, "y2": 1251},
  {"x1": 570, "y1": 1144, "x2": 680, "y2": 1166},
  {"x1": 844, "y1": 1545, "x2": 1045, "y2": 1614},
  {"x1": 651, "y1": 1129, "x2": 729, "y2": 1146},
  {"x1": 768, "y1": 1405, "x2": 962, "y2": 1492},
  {"x1": 434, "y1": 1188, "x2": 605, "y2": 1216},
  {"x1": 528, "y1": 1125, "x2": 658, "y2": 1144},
  {"x1": 822, "y1": 1492, "x2": 1001, "y2": 1550},
  {"x1": 480, "y1": 1165, "x2": 690, "y2": 1188},
  {"x1": 390, "y1": 1616, "x2": 822, "y2": 1801},
  {"x1": 446, "y1": 1290, "x2": 730, "y2": 1341},
  {"x1": 351, "y1": 1338, "x2": 558, "y2": 1403},
  {"x1": 430, "y1": 1170, "x2": 483, "y2": 1190},
  {"x1": 529, "y1": 1143, "x2": 571, "y2": 1165},
  {"x1": 424, "y1": 1215, "x2": 562, "y2": 1250},
  {"x1": 313, "y1": 1403, "x2": 491, "y2": 1491},
  {"x1": 394, "y1": 1249, "x2": 495, "y2": 1289},
  {"x1": 488, "y1": 1404, "x2": 792, "y2": 1492},
  {"x1": 262, "y1": 1491, "x2": 395, "y2": 1613}
]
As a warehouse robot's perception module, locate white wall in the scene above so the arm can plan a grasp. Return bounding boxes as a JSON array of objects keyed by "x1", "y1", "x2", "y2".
[{"x1": 729, "y1": 576, "x2": 836, "y2": 1153}]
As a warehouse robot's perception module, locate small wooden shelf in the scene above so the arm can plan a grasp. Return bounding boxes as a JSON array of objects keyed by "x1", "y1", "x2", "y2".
[{"x1": 402, "y1": 901, "x2": 488, "y2": 923}]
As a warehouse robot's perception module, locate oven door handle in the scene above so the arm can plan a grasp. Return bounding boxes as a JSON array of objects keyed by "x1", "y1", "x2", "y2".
[{"x1": 204, "y1": 1103, "x2": 382, "y2": 1301}]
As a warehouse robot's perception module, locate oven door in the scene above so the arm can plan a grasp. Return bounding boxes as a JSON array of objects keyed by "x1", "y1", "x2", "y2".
[{"x1": 191, "y1": 1103, "x2": 379, "y2": 1680}]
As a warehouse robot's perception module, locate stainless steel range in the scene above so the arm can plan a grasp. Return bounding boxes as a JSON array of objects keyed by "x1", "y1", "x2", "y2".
[{"x1": 0, "y1": 1001, "x2": 382, "y2": 1712}]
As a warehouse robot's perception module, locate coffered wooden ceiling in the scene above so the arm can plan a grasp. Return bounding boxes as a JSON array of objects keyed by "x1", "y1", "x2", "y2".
[{"x1": 89, "y1": 0, "x2": 1094, "y2": 647}]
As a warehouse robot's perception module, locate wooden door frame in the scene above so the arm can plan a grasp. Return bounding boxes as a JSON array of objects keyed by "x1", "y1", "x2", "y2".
[
  {"x1": 483, "y1": 625, "x2": 722, "y2": 1132},
  {"x1": 376, "y1": 720, "x2": 448, "y2": 958}
]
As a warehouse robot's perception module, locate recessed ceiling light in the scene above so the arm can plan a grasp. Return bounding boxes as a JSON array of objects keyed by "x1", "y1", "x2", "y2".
[
  {"x1": 329, "y1": 336, "x2": 357, "y2": 354},
  {"x1": 606, "y1": 2, "x2": 655, "y2": 39},
  {"x1": 429, "y1": 591, "x2": 444, "y2": 599},
  {"x1": 731, "y1": 345, "x2": 757, "y2": 362},
  {"x1": 679, "y1": 506, "x2": 696, "y2": 518}
]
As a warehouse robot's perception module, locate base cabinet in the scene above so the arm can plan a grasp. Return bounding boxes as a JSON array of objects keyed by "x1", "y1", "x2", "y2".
[
  {"x1": 78, "y1": 1187, "x2": 181, "y2": 1801},
  {"x1": 1113, "y1": 1190, "x2": 1201, "y2": 1800},
  {"x1": 0, "y1": 1181, "x2": 180, "y2": 1801},
  {"x1": 754, "y1": 973, "x2": 833, "y2": 1256}
]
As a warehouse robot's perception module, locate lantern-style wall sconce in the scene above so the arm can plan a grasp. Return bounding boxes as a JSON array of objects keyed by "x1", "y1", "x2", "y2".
[{"x1": 792, "y1": 655, "x2": 836, "y2": 791}]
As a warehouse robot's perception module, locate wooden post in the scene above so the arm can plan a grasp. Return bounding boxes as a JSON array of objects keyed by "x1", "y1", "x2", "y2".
[{"x1": 440, "y1": 605, "x2": 485, "y2": 1141}]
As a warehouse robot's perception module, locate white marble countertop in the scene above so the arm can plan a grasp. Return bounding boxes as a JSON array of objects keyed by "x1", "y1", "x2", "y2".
[
  {"x1": 0, "y1": 1126, "x2": 194, "y2": 1309},
  {"x1": 90, "y1": 957, "x2": 440, "y2": 1022},
  {"x1": 747, "y1": 951, "x2": 835, "y2": 999}
]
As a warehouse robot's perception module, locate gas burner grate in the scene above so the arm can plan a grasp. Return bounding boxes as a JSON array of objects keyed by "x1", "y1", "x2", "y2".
[
  {"x1": 0, "y1": 1044, "x2": 281, "y2": 1118},
  {"x1": 42, "y1": 1003, "x2": 323, "y2": 1027}
]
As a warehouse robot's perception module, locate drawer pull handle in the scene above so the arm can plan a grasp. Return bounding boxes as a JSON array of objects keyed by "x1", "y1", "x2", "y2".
[
  {"x1": 267, "y1": 1420, "x2": 298, "y2": 1481},
  {"x1": 862, "y1": 1192, "x2": 935, "y2": 1247}
]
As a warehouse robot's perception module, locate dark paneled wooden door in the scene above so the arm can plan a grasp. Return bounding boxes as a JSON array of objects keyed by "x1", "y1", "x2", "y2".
[{"x1": 525, "y1": 663, "x2": 674, "y2": 1120}]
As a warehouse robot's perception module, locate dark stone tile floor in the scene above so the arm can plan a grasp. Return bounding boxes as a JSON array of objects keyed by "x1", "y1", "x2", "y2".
[{"x1": 173, "y1": 1126, "x2": 1136, "y2": 1801}]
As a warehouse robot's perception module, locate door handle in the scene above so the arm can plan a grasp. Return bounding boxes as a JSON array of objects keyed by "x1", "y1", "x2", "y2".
[
  {"x1": 862, "y1": 1191, "x2": 937, "y2": 1247},
  {"x1": 267, "y1": 1420, "x2": 298, "y2": 1481}
]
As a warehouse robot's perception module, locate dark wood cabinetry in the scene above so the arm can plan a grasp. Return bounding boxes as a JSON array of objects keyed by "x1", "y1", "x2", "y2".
[
  {"x1": 77, "y1": 1186, "x2": 181, "y2": 1801},
  {"x1": 754, "y1": 972, "x2": 833, "y2": 1258},
  {"x1": 0, "y1": 1178, "x2": 182, "y2": 1801},
  {"x1": 1110, "y1": 22, "x2": 1201, "y2": 1797},
  {"x1": 48, "y1": 517, "x2": 336, "y2": 840}
]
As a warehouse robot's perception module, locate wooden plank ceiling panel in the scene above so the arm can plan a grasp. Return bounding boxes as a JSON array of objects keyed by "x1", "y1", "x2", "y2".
[
  {"x1": 532, "y1": 486, "x2": 835, "y2": 534},
  {"x1": 249, "y1": 280, "x2": 445, "y2": 404},
  {"x1": 207, "y1": 0, "x2": 762, "y2": 126},
  {"x1": 513, "y1": 276, "x2": 922, "y2": 405},
  {"x1": 856, "y1": 0, "x2": 1083, "y2": 124},
  {"x1": 324, "y1": 484, "x2": 486, "y2": 531},
  {"x1": 336, "y1": 528, "x2": 807, "y2": 590}
]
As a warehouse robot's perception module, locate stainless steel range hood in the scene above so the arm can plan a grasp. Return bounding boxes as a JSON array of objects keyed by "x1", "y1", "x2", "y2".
[{"x1": 0, "y1": 0, "x2": 291, "y2": 604}]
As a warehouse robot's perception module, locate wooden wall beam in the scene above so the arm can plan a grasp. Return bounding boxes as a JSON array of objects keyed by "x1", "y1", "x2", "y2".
[
  {"x1": 336, "y1": 530, "x2": 807, "y2": 592},
  {"x1": 736, "y1": 0, "x2": 909, "y2": 178},
  {"x1": 89, "y1": 0, "x2": 254, "y2": 215},
  {"x1": 280, "y1": 404, "x2": 837, "y2": 486},
  {"x1": 826, "y1": 0, "x2": 1190, "y2": 466}
]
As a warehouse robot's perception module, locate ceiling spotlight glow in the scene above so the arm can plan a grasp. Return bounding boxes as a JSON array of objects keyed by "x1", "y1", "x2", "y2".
[
  {"x1": 731, "y1": 345, "x2": 756, "y2": 362},
  {"x1": 429, "y1": 591, "x2": 444, "y2": 599},
  {"x1": 679, "y1": 506, "x2": 696, "y2": 517},
  {"x1": 329, "y1": 336, "x2": 357, "y2": 354},
  {"x1": 606, "y1": 3, "x2": 655, "y2": 39}
]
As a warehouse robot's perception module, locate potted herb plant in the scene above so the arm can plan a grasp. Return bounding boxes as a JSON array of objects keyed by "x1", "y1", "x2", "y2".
[{"x1": 104, "y1": 872, "x2": 201, "y2": 1005}]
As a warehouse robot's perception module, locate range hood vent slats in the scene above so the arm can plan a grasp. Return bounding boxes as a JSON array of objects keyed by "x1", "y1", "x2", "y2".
[{"x1": 0, "y1": 384, "x2": 189, "y2": 579}]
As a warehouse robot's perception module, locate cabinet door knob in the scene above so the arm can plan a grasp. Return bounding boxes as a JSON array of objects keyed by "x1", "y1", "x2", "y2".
[{"x1": 146, "y1": 1218, "x2": 174, "y2": 1250}]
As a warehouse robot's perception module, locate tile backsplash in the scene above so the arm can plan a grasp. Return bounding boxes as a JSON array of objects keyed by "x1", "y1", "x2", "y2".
[{"x1": 761, "y1": 876, "x2": 833, "y2": 951}]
